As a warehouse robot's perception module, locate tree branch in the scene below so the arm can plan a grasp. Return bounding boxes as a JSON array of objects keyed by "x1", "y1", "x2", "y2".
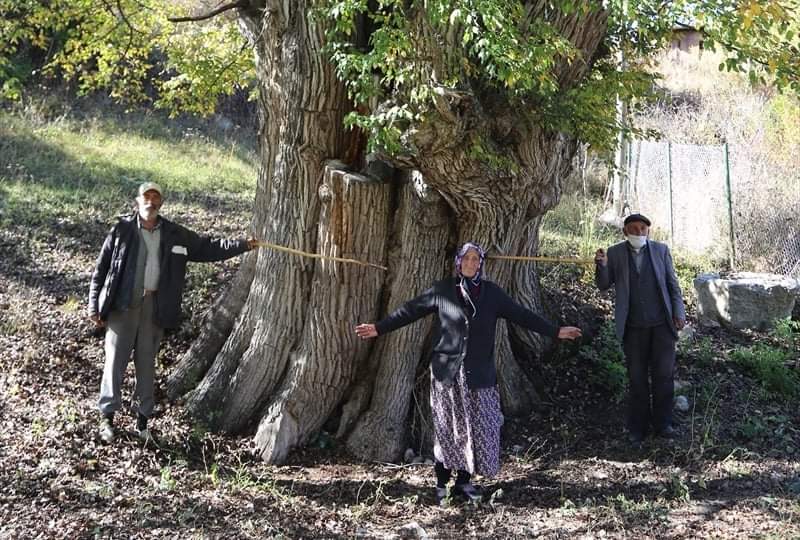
[{"x1": 167, "y1": 0, "x2": 248, "y2": 23}]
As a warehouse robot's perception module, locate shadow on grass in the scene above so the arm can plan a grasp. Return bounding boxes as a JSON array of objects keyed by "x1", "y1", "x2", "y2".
[
  {"x1": 0, "y1": 234, "x2": 91, "y2": 299},
  {"x1": 0, "y1": 128, "x2": 253, "y2": 216},
  {"x1": 2, "y1": 97, "x2": 259, "y2": 168},
  {"x1": 0, "y1": 127, "x2": 254, "y2": 302}
]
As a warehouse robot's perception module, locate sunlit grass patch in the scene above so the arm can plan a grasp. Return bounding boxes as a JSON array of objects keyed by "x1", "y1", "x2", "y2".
[{"x1": 0, "y1": 110, "x2": 256, "y2": 228}]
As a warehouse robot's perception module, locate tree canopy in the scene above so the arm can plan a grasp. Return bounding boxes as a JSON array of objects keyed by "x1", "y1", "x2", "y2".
[
  {"x1": 2, "y1": 1, "x2": 798, "y2": 149},
  {"x1": 0, "y1": 0, "x2": 253, "y2": 114}
]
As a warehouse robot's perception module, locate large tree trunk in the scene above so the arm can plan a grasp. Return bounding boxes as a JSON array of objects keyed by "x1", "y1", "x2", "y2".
[
  {"x1": 341, "y1": 171, "x2": 452, "y2": 461},
  {"x1": 169, "y1": 2, "x2": 608, "y2": 464}
]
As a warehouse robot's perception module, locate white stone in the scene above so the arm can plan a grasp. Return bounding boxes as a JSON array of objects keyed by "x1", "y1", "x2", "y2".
[
  {"x1": 403, "y1": 448, "x2": 415, "y2": 463},
  {"x1": 678, "y1": 324, "x2": 695, "y2": 342},
  {"x1": 490, "y1": 488, "x2": 505, "y2": 501},
  {"x1": 674, "y1": 379, "x2": 691, "y2": 392},
  {"x1": 674, "y1": 395, "x2": 690, "y2": 412},
  {"x1": 694, "y1": 272, "x2": 800, "y2": 330},
  {"x1": 398, "y1": 521, "x2": 429, "y2": 540}
]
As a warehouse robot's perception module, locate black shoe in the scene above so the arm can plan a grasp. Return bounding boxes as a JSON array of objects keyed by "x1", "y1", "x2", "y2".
[
  {"x1": 656, "y1": 425, "x2": 677, "y2": 439},
  {"x1": 136, "y1": 413, "x2": 152, "y2": 441},
  {"x1": 628, "y1": 432, "x2": 644, "y2": 446},
  {"x1": 453, "y1": 483, "x2": 482, "y2": 503},
  {"x1": 99, "y1": 414, "x2": 115, "y2": 444}
]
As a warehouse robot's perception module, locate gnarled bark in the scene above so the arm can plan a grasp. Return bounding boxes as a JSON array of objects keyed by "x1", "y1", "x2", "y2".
[
  {"x1": 342, "y1": 171, "x2": 452, "y2": 461},
  {"x1": 168, "y1": 2, "x2": 610, "y2": 464}
]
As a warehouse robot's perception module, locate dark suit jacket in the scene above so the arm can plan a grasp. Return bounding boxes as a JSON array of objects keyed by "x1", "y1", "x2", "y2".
[
  {"x1": 595, "y1": 240, "x2": 686, "y2": 340},
  {"x1": 89, "y1": 214, "x2": 250, "y2": 328}
]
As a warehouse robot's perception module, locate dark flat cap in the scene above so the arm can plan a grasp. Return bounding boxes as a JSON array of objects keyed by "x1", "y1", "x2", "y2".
[{"x1": 624, "y1": 213, "x2": 651, "y2": 226}]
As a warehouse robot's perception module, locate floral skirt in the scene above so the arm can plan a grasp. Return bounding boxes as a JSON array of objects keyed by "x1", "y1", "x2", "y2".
[{"x1": 430, "y1": 364, "x2": 503, "y2": 478}]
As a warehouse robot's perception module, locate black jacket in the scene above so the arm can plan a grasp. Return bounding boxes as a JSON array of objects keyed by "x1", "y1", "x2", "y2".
[
  {"x1": 88, "y1": 214, "x2": 250, "y2": 328},
  {"x1": 375, "y1": 277, "x2": 559, "y2": 388}
]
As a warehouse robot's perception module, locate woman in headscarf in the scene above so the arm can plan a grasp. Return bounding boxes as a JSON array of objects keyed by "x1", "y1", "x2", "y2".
[{"x1": 355, "y1": 242, "x2": 581, "y2": 504}]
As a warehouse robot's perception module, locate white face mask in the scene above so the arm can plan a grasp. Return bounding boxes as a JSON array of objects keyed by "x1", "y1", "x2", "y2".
[{"x1": 626, "y1": 235, "x2": 647, "y2": 250}]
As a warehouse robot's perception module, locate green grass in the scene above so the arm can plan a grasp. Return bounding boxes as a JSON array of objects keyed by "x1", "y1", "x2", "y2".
[
  {"x1": 0, "y1": 109, "x2": 257, "y2": 227},
  {"x1": 540, "y1": 192, "x2": 619, "y2": 259},
  {"x1": 730, "y1": 344, "x2": 799, "y2": 399},
  {"x1": 540, "y1": 190, "x2": 721, "y2": 303}
]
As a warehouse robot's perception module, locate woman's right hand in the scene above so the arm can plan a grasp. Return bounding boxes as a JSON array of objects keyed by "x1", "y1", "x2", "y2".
[{"x1": 355, "y1": 323, "x2": 378, "y2": 339}]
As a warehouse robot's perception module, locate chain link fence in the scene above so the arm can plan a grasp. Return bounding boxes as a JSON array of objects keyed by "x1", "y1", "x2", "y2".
[{"x1": 623, "y1": 140, "x2": 800, "y2": 277}]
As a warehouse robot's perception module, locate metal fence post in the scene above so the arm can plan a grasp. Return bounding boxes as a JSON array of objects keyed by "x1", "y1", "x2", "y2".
[
  {"x1": 667, "y1": 141, "x2": 674, "y2": 243},
  {"x1": 724, "y1": 143, "x2": 736, "y2": 269}
]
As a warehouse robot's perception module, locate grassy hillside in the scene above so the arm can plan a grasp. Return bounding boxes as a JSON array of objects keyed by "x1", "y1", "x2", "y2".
[{"x1": 0, "y1": 107, "x2": 257, "y2": 228}]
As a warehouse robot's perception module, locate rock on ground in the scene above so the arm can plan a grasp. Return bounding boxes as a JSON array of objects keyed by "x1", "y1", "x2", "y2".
[{"x1": 694, "y1": 272, "x2": 800, "y2": 330}]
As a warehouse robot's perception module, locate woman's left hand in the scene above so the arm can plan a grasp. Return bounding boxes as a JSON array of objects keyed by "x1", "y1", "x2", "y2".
[{"x1": 557, "y1": 326, "x2": 582, "y2": 340}]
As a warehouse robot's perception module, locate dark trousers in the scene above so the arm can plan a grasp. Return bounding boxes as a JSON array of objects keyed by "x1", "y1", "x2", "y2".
[{"x1": 622, "y1": 323, "x2": 676, "y2": 436}]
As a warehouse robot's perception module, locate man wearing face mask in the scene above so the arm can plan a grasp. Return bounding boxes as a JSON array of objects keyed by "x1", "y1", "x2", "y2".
[
  {"x1": 88, "y1": 182, "x2": 257, "y2": 443},
  {"x1": 595, "y1": 213, "x2": 686, "y2": 446}
]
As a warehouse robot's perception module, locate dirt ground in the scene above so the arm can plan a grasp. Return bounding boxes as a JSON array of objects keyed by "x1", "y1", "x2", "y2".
[{"x1": 1, "y1": 200, "x2": 799, "y2": 539}]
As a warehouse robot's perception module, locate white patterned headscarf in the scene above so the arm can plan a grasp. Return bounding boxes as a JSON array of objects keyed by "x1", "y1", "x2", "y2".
[{"x1": 454, "y1": 242, "x2": 485, "y2": 316}]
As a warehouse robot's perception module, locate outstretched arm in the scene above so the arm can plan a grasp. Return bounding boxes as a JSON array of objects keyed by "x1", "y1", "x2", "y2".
[
  {"x1": 184, "y1": 225, "x2": 253, "y2": 262},
  {"x1": 355, "y1": 287, "x2": 436, "y2": 339},
  {"x1": 495, "y1": 286, "x2": 582, "y2": 341}
]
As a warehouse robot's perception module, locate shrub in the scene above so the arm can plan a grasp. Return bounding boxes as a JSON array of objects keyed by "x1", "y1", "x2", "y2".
[
  {"x1": 771, "y1": 317, "x2": 800, "y2": 350},
  {"x1": 580, "y1": 321, "x2": 627, "y2": 401},
  {"x1": 730, "y1": 344, "x2": 799, "y2": 399}
]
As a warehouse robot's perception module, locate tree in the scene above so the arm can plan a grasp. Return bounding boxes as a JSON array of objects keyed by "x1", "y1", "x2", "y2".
[{"x1": 3, "y1": 0, "x2": 798, "y2": 464}]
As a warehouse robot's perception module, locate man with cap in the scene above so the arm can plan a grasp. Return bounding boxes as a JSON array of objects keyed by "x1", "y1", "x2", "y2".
[
  {"x1": 595, "y1": 213, "x2": 686, "y2": 446},
  {"x1": 88, "y1": 182, "x2": 256, "y2": 442}
]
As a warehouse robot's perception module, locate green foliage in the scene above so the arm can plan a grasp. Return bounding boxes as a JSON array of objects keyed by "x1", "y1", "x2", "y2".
[
  {"x1": 3, "y1": 0, "x2": 798, "y2": 155},
  {"x1": 159, "y1": 466, "x2": 177, "y2": 491},
  {"x1": 771, "y1": 317, "x2": 800, "y2": 349},
  {"x1": 673, "y1": 254, "x2": 717, "y2": 305},
  {"x1": 579, "y1": 321, "x2": 627, "y2": 401},
  {"x1": 737, "y1": 415, "x2": 768, "y2": 441},
  {"x1": 690, "y1": 0, "x2": 800, "y2": 93},
  {"x1": 686, "y1": 380, "x2": 721, "y2": 458},
  {"x1": 766, "y1": 94, "x2": 800, "y2": 163},
  {"x1": 321, "y1": 0, "x2": 666, "y2": 156},
  {"x1": 730, "y1": 344, "x2": 799, "y2": 399},
  {"x1": 679, "y1": 333, "x2": 717, "y2": 369},
  {"x1": 322, "y1": 1, "x2": 799, "y2": 159},
  {"x1": 606, "y1": 493, "x2": 669, "y2": 525},
  {"x1": 665, "y1": 473, "x2": 691, "y2": 503},
  {"x1": 466, "y1": 135, "x2": 519, "y2": 174},
  {"x1": 693, "y1": 336, "x2": 717, "y2": 368},
  {"x1": 0, "y1": 0, "x2": 254, "y2": 114}
]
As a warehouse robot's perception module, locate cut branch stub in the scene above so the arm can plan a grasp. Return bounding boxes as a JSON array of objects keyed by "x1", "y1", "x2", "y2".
[{"x1": 254, "y1": 165, "x2": 392, "y2": 463}]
